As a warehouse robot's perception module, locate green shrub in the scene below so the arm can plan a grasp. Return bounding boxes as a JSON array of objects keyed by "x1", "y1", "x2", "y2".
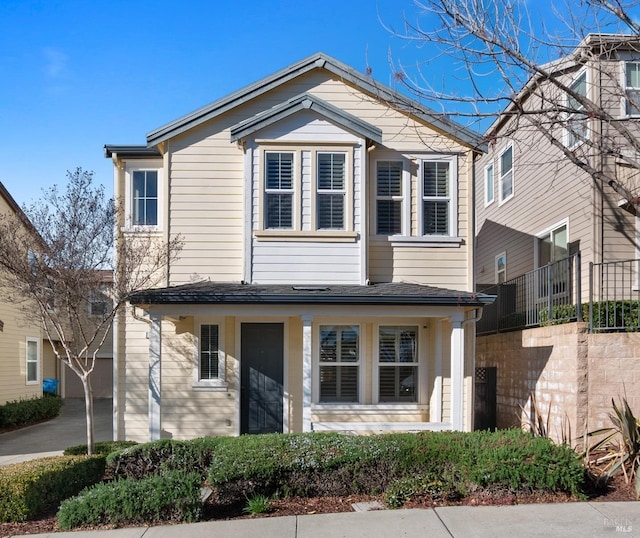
[
  {"x1": 106, "y1": 437, "x2": 222, "y2": 480},
  {"x1": 0, "y1": 456, "x2": 106, "y2": 522},
  {"x1": 57, "y1": 471, "x2": 203, "y2": 529},
  {"x1": 243, "y1": 494, "x2": 271, "y2": 515},
  {"x1": 590, "y1": 300, "x2": 640, "y2": 331},
  {"x1": 0, "y1": 395, "x2": 62, "y2": 429},
  {"x1": 64, "y1": 441, "x2": 138, "y2": 456}
]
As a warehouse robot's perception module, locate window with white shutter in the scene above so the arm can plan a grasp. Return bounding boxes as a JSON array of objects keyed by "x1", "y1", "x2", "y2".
[
  {"x1": 376, "y1": 161, "x2": 403, "y2": 235},
  {"x1": 317, "y1": 153, "x2": 346, "y2": 230},
  {"x1": 265, "y1": 152, "x2": 294, "y2": 229}
]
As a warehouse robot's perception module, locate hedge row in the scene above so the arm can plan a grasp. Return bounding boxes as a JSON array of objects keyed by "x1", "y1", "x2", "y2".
[{"x1": 0, "y1": 395, "x2": 62, "y2": 429}]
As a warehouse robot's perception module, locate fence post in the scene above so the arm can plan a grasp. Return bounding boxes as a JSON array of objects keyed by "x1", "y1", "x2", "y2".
[
  {"x1": 547, "y1": 262, "x2": 553, "y2": 323},
  {"x1": 589, "y1": 262, "x2": 594, "y2": 332},
  {"x1": 576, "y1": 252, "x2": 582, "y2": 322}
]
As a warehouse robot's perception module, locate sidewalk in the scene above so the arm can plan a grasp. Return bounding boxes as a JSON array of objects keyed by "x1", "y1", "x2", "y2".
[{"x1": 12, "y1": 502, "x2": 640, "y2": 538}]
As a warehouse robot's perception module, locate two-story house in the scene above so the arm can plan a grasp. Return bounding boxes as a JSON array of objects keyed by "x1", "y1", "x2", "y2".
[
  {"x1": 106, "y1": 53, "x2": 492, "y2": 442},
  {"x1": 0, "y1": 182, "x2": 44, "y2": 404}
]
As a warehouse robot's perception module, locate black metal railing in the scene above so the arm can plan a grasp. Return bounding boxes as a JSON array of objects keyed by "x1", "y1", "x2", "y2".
[
  {"x1": 477, "y1": 253, "x2": 582, "y2": 335},
  {"x1": 589, "y1": 259, "x2": 640, "y2": 332}
]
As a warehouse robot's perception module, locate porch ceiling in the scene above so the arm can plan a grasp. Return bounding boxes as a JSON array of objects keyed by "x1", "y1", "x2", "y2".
[{"x1": 129, "y1": 281, "x2": 495, "y2": 308}]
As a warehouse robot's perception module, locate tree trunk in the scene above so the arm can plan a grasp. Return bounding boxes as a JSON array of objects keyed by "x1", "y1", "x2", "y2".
[{"x1": 81, "y1": 374, "x2": 95, "y2": 455}]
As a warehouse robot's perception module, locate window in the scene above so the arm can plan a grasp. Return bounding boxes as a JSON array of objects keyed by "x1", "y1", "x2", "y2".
[
  {"x1": 422, "y1": 160, "x2": 452, "y2": 235},
  {"x1": 495, "y1": 252, "x2": 507, "y2": 283},
  {"x1": 199, "y1": 324, "x2": 221, "y2": 381},
  {"x1": 376, "y1": 161, "x2": 403, "y2": 235},
  {"x1": 317, "y1": 153, "x2": 345, "y2": 230},
  {"x1": 625, "y1": 62, "x2": 640, "y2": 116},
  {"x1": 378, "y1": 326, "x2": 418, "y2": 403},
  {"x1": 485, "y1": 164, "x2": 494, "y2": 205},
  {"x1": 499, "y1": 145, "x2": 514, "y2": 203},
  {"x1": 538, "y1": 223, "x2": 567, "y2": 266},
  {"x1": 26, "y1": 337, "x2": 39, "y2": 384},
  {"x1": 566, "y1": 71, "x2": 587, "y2": 147},
  {"x1": 89, "y1": 291, "x2": 109, "y2": 317},
  {"x1": 319, "y1": 325, "x2": 359, "y2": 402},
  {"x1": 265, "y1": 152, "x2": 294, "y2": 229},
  {"x1": 132, "y1": 170, "x2": 158, "y2": 226}
]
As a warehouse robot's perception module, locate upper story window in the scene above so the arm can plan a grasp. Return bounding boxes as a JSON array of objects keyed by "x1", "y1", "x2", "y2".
[
  {"x1": 566, "y1": 71, "x2": 588, "y2": 148},
  {"x1": 26, "y1": 337, "x2": 40, "y2": 384},
  {"x1": 625, "y1": 62, "x2": 640, "y2": 116},
  {"x1": 484, "y1": 164, "x2": 494, "y2": 206},
  {"x1": 499, "y1": 145, "x2": 514, "y2": 203},
  {"x1": 495, "y1": 252, "x2": 507, "y2": 283},
  {"x1": 132, "y1": 170, "x2": 158, "y2": 226},
  {"x1": 317, "y1": 153, "x2": 346, "y2": 230},
  {"x1": 318, "y1": 325, "x2": 359, "y2": 403},
  {"x1": 538, "y1": 222, "x2": 567, "y2": 267},
  {"x1": 125, "y1": 161, "x2": 162, "y2": 231},
  {"x1": 376, "y1": 160, "x2": 403, "y2": 235},
  {"x1": 422, "y1": 159, "x2": 454, "y2": 236},
  {"x1": 265, "y1": 152, "x2": 294, "y2": 229}
]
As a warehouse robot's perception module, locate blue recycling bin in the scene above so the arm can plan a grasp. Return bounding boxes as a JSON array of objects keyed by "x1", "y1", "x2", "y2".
[{"x1": 43, "y1": 378, "x2": 59, "y2": 395}]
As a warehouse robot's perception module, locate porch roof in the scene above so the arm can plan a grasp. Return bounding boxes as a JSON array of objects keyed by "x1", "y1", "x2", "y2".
[{"x1": 129, "y1": 281, "x2": 495, "y2": 308}]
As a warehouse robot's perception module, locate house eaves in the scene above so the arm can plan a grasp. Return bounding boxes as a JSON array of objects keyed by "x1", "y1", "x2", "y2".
[
  {"x1": 129, "y1": 281, "x2": 496, "y2": 308},
  {"x1": 146, "y1": 52, "x2": 486, "y2": 152},
  {"x1": 0, "y1": 181, "x2": 45, "y2": 247},
  {"x1": 229, "y1": 93, "x2": 383, "y2": 144},
  {"x1": 104, "y1": 145, "x2": 162, "y2": 159}
]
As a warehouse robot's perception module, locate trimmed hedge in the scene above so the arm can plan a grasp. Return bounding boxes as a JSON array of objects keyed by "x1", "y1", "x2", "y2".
[
  {"x1": 57, "y1": 471, "x2": 203, "y2": 529},
  {"x1": 64, "y1": 441, "x2": 138, "y2": 456},
  {"x1": 0, "y1": 456, "x2": 106, "y2": 522},
  {"x1": 0, "y1": 395, "x2": 62, "y2": 429}
]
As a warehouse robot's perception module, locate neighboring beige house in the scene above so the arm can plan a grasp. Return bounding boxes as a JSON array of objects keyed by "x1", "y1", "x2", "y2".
[
  {"x1": 473, "y1": 35, "x2": 640, "y2": 439},
  {"x1": 0, "y1": 182, "x2": 43, "y2": 405},
  {"x1": 106, "y1": 52, "x2": 493, "y2": 443}
]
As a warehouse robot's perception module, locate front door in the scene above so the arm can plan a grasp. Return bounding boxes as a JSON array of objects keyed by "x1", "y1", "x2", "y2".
[{"x1": 240, "y1": 323, "x2": 284, "y2": 434}]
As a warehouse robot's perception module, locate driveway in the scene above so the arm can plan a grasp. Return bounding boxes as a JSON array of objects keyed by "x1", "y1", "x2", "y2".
[{"x1": 0, "y1": 398, "x2": 113, "y2": 465}]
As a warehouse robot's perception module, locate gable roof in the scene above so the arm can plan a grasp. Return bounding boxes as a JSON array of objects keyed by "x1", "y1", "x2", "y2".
[
  {"x1": 230, "y1": 93, "x2": 383, "y2": 144},
  {"x1": 146, "y1": 52, "x2": 486, "y2": 151},
  {"x1": 129, "y1": 281, "x2": 495, "y2": 308}
]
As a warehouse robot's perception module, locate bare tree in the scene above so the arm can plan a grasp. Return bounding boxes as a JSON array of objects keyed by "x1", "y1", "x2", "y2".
[
  {"x1": 0, "y1": 169, "x2": 182, "y2": 454},
  {"x1": 384, "y1": 0, "x2": 640, "y2": 205}
]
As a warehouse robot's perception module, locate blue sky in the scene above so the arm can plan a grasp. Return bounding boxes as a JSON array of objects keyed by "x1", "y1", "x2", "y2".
[{"x1": 0, "y1": 0, "x2": 634, "y2": 207}]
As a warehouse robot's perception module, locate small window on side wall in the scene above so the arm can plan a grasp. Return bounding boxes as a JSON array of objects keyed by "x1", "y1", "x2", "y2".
[
  {"x1": 132, "y1": 170, "x2": 158, "y2": 226},
  {"x1": 499, "y1": 145, "x2": 513, "y2": 203},
  {"x1": 26, "y1": 337, "x2": 39, "y2": 384},
  {"x1": 495, "y1": 252, "x2": 507, "y2": 283},
  {"x1": 485, "y1": 164, "x2": 494, "y2": 206}
]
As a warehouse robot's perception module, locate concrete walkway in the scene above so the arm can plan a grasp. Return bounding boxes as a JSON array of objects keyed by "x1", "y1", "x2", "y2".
[{"x1": 1, "y1": 400, "x2": 639, "y2": 537}]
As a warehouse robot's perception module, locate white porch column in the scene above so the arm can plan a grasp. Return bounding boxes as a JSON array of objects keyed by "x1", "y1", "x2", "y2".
[
  {"x1": 149, "y1": 313, "x2": 162, "y2": 441},
  {"x1": 302, "y1": 314, "x2": 313, "y2": 432},
  {"x1": 450, "y1": 313, "x2": 465, "y2": 431}
]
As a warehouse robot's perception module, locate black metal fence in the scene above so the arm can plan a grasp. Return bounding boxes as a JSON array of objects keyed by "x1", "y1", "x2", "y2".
[
  {"x1": 589, "y1": 259, "x2": 640, "y2": 332},
  {"x1": 477, "y1": 253, "x2": 582, "y2": 335}
]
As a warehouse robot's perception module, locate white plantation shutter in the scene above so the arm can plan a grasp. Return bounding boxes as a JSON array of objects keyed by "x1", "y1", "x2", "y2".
[
  {"x1": 423, "y1": 161, "x2": 450, "y2": 235},
  {"x1": 265, "y1": 152, "x2": 294, "y2": 228},
  {"x1": 317, "y1": 153, "x2": 345, "y2": 230},
  {"x1": 319, "y1": 325, "x2": 359, "y2": 402},
  {"x1": 200, "y1": 325, "x2": 219, "y2": 380},
  {"x1": 378, "y1": 327, "x2": 418, "y2": 403},
  {"x1": 376, "y1": 161, "x2": 403, "y2": 234}
]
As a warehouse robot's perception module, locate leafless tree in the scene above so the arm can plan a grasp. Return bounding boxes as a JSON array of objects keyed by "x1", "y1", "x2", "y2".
[
  {"x1": 0, "y1": 169, "x2": 182, "y2": 454},
  {"x1": 383, "y1": 0, "x2": 640, "y2": 205}
]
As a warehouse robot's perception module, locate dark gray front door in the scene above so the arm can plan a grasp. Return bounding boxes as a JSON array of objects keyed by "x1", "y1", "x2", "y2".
[{"x1": 240, "y1": 323, "x2": 284, "y2": 434}]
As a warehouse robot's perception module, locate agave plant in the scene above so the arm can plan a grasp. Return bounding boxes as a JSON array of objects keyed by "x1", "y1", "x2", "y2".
[{"x1": 587, "y1": 397, "x2": 640, "y2": 499}]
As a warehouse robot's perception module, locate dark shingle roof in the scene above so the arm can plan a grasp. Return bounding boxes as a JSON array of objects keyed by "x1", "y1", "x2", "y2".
[{"x1": 129, "y1": 281, "x2": 495, "y2": 308}]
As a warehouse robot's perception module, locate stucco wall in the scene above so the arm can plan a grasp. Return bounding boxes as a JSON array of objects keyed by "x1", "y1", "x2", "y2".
[{"x1": 476, "y1": 323, "x2": 640, "y2": 446}]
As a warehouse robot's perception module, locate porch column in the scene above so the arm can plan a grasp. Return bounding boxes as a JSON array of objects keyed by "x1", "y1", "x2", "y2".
[
  {"x1": 149, "y1": 313, "x2": 162, "y2": 441},
  {"x1": 450, "y1": 314, "x2": 464, "y2": 431},
  {"x1": 302, "y1": 314, "x2": 313, "y2": 432}
]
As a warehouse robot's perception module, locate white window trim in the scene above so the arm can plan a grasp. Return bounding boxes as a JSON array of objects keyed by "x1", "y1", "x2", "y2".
[
  {"x1": 418, "y1": 155, "x2": 458, "y2": 238},
  {"x1": 193, "y1": 319, "x2": 227, "y2": 391},
  {"x1": 622, "y1": 60, "x2": 640, "y2": 118},
  {"x1": 373, "y1": 324, "x2": 423, "y2": 404},
  {"x1": 26, "y1": 337, "x2": 40, "y2": 385},
  {"x1": 564, "y1": 68, "x2": 589, "y2": 149},
  {"x1": 495, "y1": 251, "x2": 507, "y2": 283},
  {"x1": 123, "y1": 160, "x2": 164, "y2": 232},
  {"x1": 498, "y1": 143, "x2": 514, "y2": 205},
  {"x1": 263, "y1": 150, "x2": 296, "y2": 231},
  {"x1": 534, "y1": 218, "x2": 569, "y2": 267},
  {"x1": 313, "y1": 323, "x2": 363, "y2": 404},
  {"x1": 313, "y1": 150, "x2": 352, "y2": 232},
  {"x1": 374, "y1": 158, "x2": 408, "y2": 236},
  {"x1": 484, "y1": 163, "x2": 494, "y2": 206}
]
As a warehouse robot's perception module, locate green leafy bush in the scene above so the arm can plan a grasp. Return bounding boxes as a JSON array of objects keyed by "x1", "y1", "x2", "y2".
[
  {"x1": 0, "y1": 395, "x2": 62, "y2": 429},
  {"x1": 0, "y1": 456, "x2": 105, "y2": 522},
  {"x1": 590, "y1": 300, "x2": 640, "y2": 331},
  {"x1": 64, "y1": 441, "x2": 138, "y2": 456},
  {"x1": 106, "y1": 437, "x2": 222, "y2": 480},
  {"x1": 57, "y1": 471, "x2": 203, "y2": 529}
]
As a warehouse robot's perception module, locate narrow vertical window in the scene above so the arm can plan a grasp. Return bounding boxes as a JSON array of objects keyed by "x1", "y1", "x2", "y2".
[
  {"x1": 265, "y1": 152, "x2": 294, "y2": 229},
  {"x1": 200, "y1": 324, "x2": 220, "y2": 381},
  {"x1": 566, "y1": 71, "x2": 587, "y2": 147},
  {"x1": 423, "y1": 160, "x2": 451, "y2": 235},
  {"x1": 317, "y1": 153, "x2": 345, "y2": 230},
  {"x1": 319, "y1": 325, "x2": 359, "y2": 402},
  {"x1": 132, "y1": 170, "x2": 158, "y2": 226},
  {"x1": 26, "y1": 338, "x2": 39, "y2": 384},
  {"x1": 376, "y1": 161, "x2": 403, "y2": 235},
  {"x1": 499, "y1": 145, "x2": 513, "y2": 202},
  {"x1": 625, "y1": 62, "x2": 640, "y2": 116},
  {"x1": 495, "y1": 252, "x2": 507, "y2": 283},
  {"x1": 485, "y1": 164, "x2": 494, "y2": 205},
  {"x1": 378, "y1": 326, "x2": 418, "y2": 403}
]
